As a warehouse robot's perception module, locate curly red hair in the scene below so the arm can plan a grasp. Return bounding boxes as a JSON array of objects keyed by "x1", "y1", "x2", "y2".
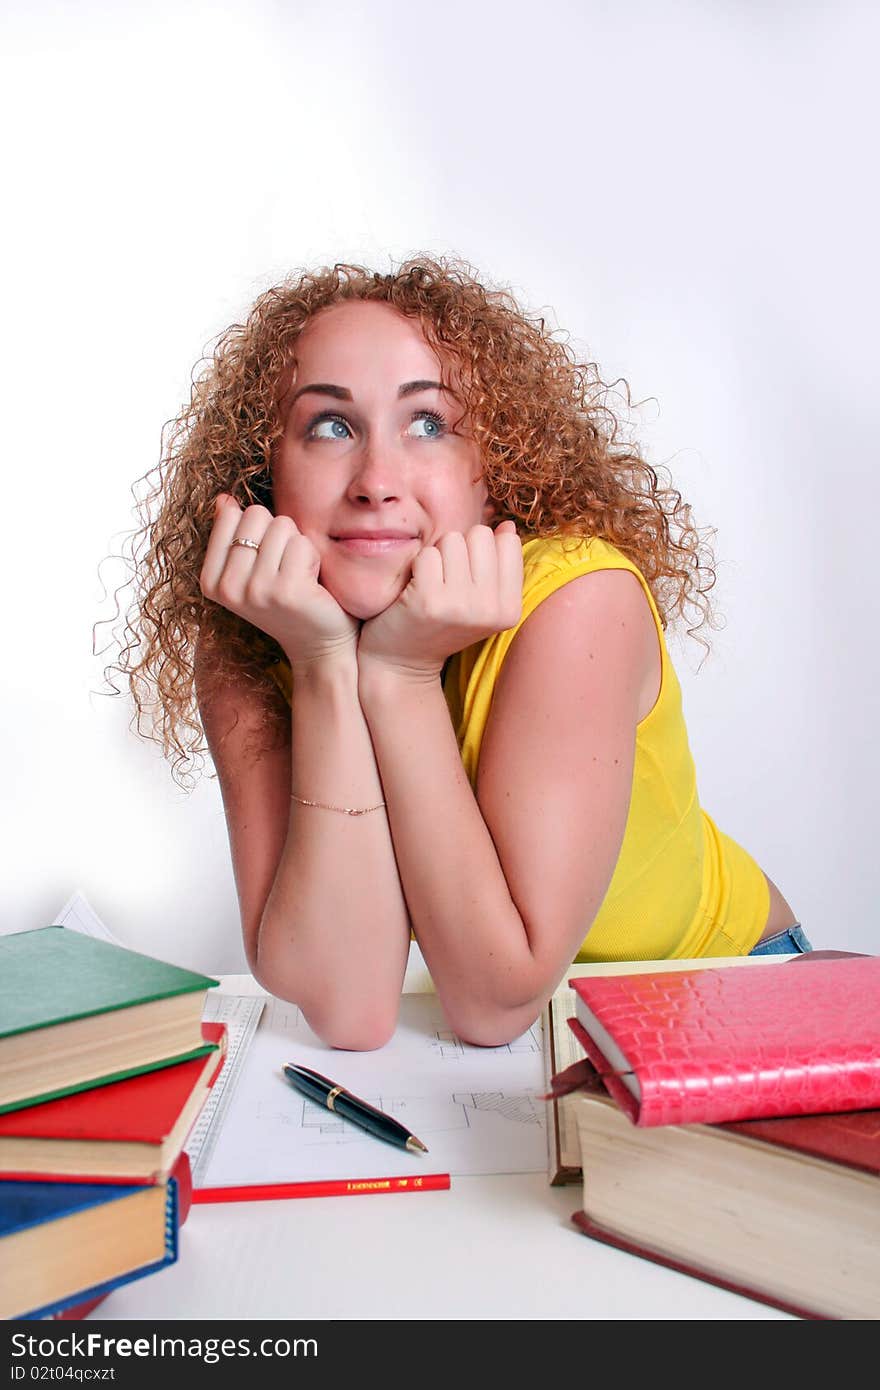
[{"x1": 105, "y1": 256, "x2": 715, "y2": 785}]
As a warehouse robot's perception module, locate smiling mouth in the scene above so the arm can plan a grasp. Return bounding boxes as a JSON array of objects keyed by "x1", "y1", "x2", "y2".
[{"x1": 331, "y1": 534, "x2": 419, "y2": 556}]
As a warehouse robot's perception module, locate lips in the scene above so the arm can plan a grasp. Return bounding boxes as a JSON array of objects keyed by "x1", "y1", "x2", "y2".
[
  {"x1": 331, "y1": 530, "x2": 419, "y2": 556},
  {"x1": 332, "y1": 530, "x2": 417, "y2": 541}
]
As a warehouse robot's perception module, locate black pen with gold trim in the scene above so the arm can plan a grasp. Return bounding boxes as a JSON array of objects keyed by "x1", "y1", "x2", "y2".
[{"x1": 282, "y1": 1064, "x2": 429, "y2": 1154}]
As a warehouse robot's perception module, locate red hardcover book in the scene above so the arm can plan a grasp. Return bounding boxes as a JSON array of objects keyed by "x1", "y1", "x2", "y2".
[
  {"x1": 568, "y1": 954, "x2": 880, "y2": 1126},
  {"x1": 0, "y1": 1024, "x2": 226, "y2": 1183},
  {"x1": 554, "y1": 1058, "x2": 880, "y2": 1320},
  {"x1": 50, "y1": 1151, "x2": 194, "y2": 1321}
]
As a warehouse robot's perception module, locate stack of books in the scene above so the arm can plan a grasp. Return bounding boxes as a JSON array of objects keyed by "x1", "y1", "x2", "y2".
[
  {"x1": 0, "y1": 926, "x2": 226, "y2": 1320},
  {"x1": 545, "y1": 952, "x2": 880, "y2": 1320}
]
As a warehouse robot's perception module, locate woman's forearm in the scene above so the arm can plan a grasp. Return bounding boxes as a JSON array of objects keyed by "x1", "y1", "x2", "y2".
[
  {"x1": 358, "y1": 665, "x2": 547, "y2": 1045},
  {"x1": 256, "y1": 656, "x2": 411, "y2": 1048}
]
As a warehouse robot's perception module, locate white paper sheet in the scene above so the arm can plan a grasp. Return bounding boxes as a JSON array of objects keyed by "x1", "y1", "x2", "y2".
[
  {"x1": 198, "y1": 991, "x2": 548, "y2": 1184},
  {"x1": 52, "y1": 888, "x2": 124, "y2": 944}
]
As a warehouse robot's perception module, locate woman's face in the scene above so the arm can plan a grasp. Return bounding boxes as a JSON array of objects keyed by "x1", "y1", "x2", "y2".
[{"x1": 273, "y1": 300, "x2": 490, "y2": 620}]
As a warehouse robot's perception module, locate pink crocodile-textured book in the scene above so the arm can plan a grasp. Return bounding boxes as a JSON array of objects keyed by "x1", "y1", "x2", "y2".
[{"x1": 568, "y1": 955, "x2": 880, "y2": 1127}]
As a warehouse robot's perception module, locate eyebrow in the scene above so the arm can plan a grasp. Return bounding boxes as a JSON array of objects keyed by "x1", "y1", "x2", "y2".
[
  {"x1": 289, "y1": 379, "x2": 447, "y2": 405},
  {"x1": 398, "y1": 379, "x2": 445, "y2": 399}
]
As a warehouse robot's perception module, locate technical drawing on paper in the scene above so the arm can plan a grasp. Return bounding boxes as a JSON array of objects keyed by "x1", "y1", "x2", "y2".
[
  {"x1": 197, "y1": 991, "x2": 550, "y2": 1187},
  {"x1": 257, "y1": 1085, "x2": 543, "y2": 1146},
  {"x1": 428, "y1": 1019, "x2": 542, "y2": 1060}
]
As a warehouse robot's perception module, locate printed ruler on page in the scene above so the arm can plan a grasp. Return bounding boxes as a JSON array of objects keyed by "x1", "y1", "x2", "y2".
[{"x1": 186, "y1": 993, "x2": 266, "y2": 1185}]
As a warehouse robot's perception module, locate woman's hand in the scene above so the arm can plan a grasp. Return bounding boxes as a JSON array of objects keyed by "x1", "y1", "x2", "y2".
[
  {"x1": 199, "y1": 495, "x2": 359, "y2": 674},
  {"x1": 357, "y1": 521, "x2": 523, "y2": 684}
]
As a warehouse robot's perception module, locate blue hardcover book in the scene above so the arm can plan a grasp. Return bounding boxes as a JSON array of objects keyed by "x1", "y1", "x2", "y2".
[{"x1": 1, "y1": 1172, "x2": 179, "y2": 1320}]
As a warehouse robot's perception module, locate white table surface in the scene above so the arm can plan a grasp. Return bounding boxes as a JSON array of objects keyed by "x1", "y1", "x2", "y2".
[{"x1": 94, "y1": 958, "x2": 790, "y2": 1322}]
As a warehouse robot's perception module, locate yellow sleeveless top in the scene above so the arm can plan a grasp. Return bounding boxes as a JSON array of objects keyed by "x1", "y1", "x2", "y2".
[{"x1": 441, "y1": 536, "x2": 769, "y2": 961}]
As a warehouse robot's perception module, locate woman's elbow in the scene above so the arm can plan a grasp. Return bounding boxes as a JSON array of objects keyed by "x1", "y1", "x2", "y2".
[
  {"x1": 249, "y1": 959, "x2": 398, "y2": 1051},
  {"x1": 444, "y1": 1000, "x2": 542, "y2": 1049},
  {"x1": 313, "y1": 1012, "x2": 398, "y2": 1052}
]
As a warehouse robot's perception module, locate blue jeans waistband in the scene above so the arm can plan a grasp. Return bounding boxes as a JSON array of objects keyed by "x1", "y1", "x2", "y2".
[{"x1": 748, "y1": 922, "x2": 812, "y2": 956}]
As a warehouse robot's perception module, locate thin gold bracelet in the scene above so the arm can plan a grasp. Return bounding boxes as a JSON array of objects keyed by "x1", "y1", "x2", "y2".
[{"x1": 291, "y1": 793, "x2": 386, "y2": 816}]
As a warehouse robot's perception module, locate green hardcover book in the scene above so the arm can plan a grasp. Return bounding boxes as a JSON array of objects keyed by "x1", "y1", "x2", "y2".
[{"x1": 0, "y1": 927, "x2": 219, "y2": 1114}]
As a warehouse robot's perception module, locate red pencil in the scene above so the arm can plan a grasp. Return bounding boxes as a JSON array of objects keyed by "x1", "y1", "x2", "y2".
[{"x1": 192, "y1": 1173, "x2": 451, "y2": 1203}]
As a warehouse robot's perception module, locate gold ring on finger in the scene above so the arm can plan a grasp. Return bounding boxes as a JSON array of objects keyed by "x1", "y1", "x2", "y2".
[{"x1": 230, "y1": 537, "x2": 261, "y2": 553}]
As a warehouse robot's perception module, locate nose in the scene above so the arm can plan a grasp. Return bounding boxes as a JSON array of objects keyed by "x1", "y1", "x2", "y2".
[{"x1": 346, "y1": 441, "x2": 405, "y2": 505}]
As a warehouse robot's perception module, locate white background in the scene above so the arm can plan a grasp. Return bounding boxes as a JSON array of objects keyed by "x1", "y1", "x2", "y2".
[{"x1": 2, "y1": 1, "x2": 876, "y2": 969}]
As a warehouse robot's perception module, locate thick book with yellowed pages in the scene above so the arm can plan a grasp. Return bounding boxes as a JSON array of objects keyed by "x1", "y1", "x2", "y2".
[
  {"x1": 0, "y1": 927, "x2": 218, "y2": 1114},
  {"x1": 567, "y1": 1085, "x2": 880, "y2": 1320},
  {"x1": 0, "y1": 1025, "x2": 227, "y2": 1182},
  {"x1": 0, "y1": 1161, "x2": 187, "y2": 1320}
]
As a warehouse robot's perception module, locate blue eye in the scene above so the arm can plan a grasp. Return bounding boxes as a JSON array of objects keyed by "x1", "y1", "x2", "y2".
[
  {"x1": 407, "y1": 411, "x2": 447, "y2": 439},
  {"x1": 307, "y1": 414, "x2": 352, "y2": 440}
]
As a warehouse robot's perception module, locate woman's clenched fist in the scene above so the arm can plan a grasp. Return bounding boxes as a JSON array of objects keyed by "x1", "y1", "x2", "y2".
[
  {"x1": 199, "y1": 496, "x2": 359, "y2": 673},
  {"x1": 357, "y1": 521, "x2": 523, "y2": 684}
]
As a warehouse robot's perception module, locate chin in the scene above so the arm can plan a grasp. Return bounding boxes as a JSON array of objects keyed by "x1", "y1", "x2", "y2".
[{"x1": 326, "y1": 579, "x2": 407, "y2": 622}]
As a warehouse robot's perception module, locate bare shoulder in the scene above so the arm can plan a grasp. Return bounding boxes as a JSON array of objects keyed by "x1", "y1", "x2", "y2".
[
  {"x1": 497, "y1": 565, "x2": 660, "y2": 722},
  {"x1": 524, "y1": 563, "x2": 656, "y2": 640}
]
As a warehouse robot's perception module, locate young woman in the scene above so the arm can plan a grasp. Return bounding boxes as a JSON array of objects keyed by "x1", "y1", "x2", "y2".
[{"x1": 118, "y1": 258, "x2": 806, "y2": 1050}]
